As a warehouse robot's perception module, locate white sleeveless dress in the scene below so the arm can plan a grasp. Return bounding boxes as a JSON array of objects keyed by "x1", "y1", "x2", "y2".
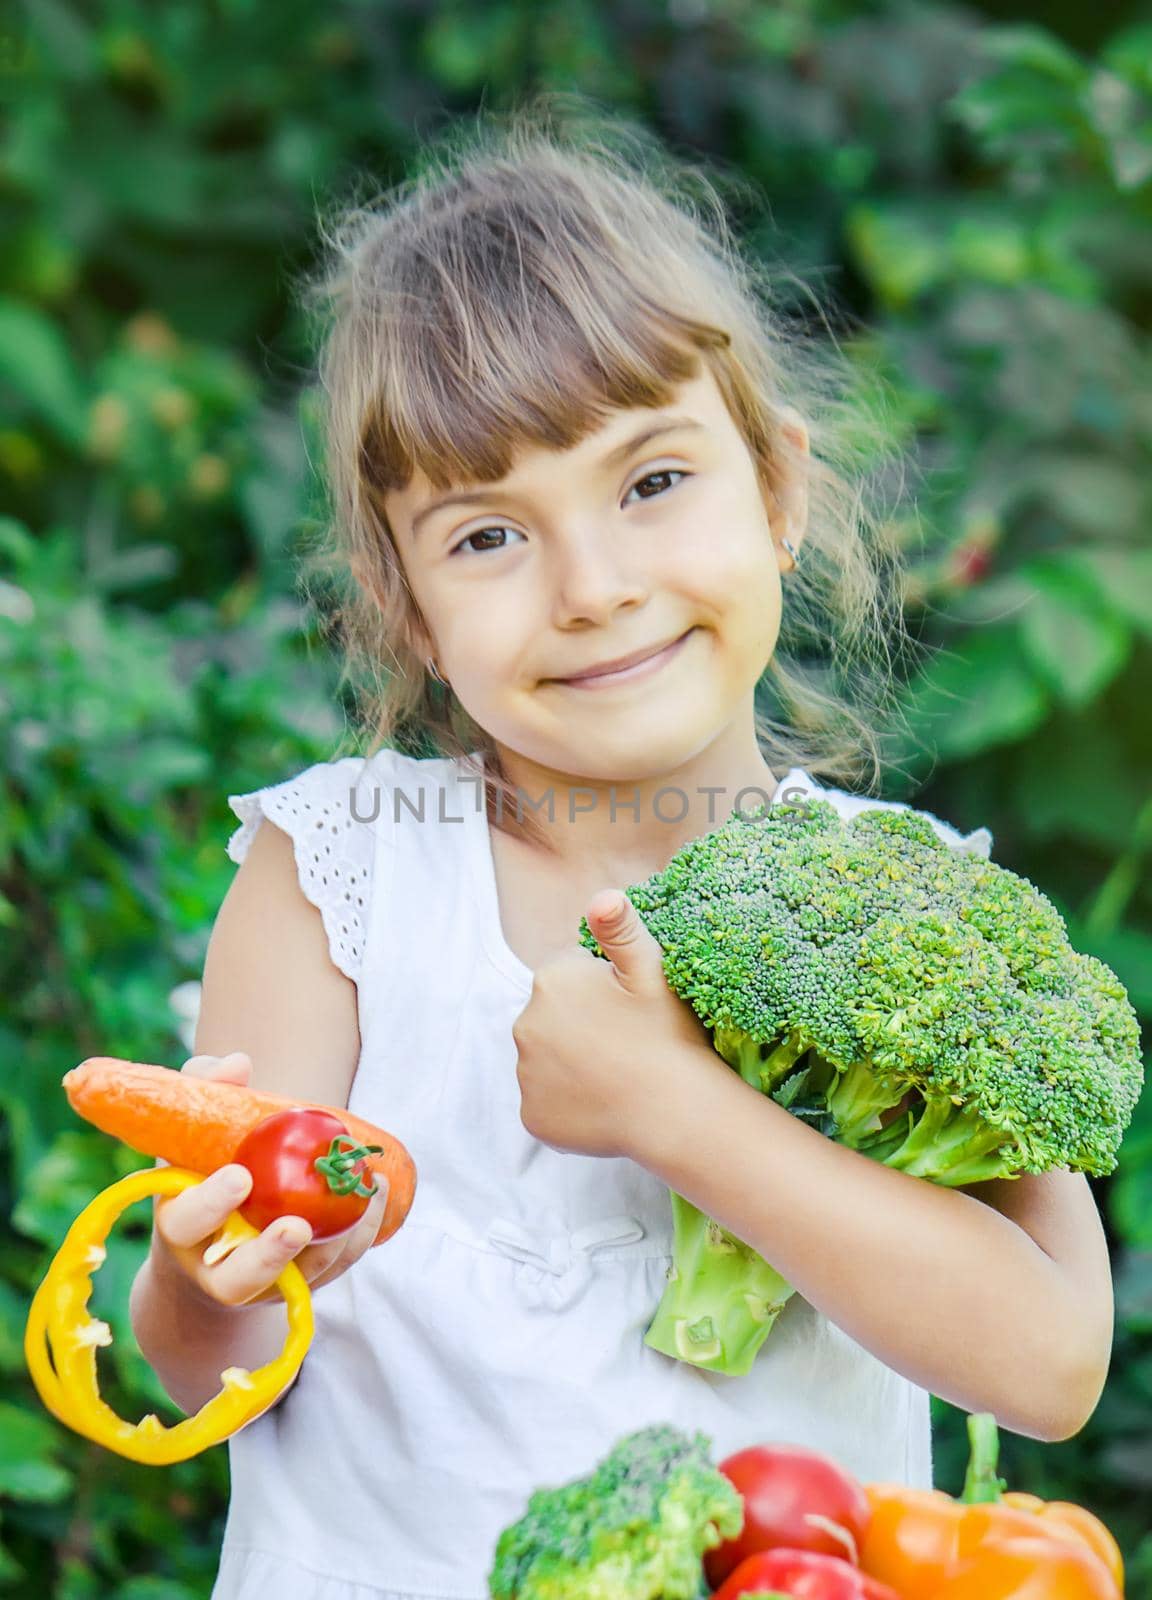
[{"x1": 209, "y1": 747, "x2": 994, "y2": 1600}]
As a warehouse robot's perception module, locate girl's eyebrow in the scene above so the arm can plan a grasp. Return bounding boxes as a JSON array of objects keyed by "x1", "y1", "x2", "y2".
[{"x1": 409, "y1": 414, "x2": 707, "y2": 541}]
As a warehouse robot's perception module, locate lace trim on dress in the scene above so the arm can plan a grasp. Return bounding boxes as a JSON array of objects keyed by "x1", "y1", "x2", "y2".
[{"x1": 226, "y1": 761, "x2": 375, "y2": 984}]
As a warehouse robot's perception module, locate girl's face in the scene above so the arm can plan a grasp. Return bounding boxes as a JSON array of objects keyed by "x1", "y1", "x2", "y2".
[{"x1": 384, "y1": 366, "x2": 808, "y2": 787}]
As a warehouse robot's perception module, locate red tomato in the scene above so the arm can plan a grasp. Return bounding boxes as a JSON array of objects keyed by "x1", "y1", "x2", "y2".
[
  {"x1": 232, "y1": 1109, "x2": 383, "y2": 1242},
  {"x1": 712, "y1": 1547, "x2": 902, "y2": 1600},
  {"x1": 703, "y1": 1444, "x2": 872, "y2": 1588}
]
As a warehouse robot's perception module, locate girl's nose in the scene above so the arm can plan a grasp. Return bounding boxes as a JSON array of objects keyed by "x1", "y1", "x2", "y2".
[{"x1": 548, "y1": 528, "x2": 650, "y2": 627}]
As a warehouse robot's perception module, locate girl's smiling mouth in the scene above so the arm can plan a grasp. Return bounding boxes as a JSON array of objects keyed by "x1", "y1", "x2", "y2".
[{"x1": 550, "y1": 628, "x2": 697, "y2": 689}]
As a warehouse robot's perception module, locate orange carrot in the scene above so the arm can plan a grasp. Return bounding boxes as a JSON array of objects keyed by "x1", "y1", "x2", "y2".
[{"x1": 63, "y1": 1057, "x2": 416, "y2": 1247}]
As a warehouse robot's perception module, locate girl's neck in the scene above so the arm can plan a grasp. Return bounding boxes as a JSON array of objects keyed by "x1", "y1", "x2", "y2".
[{"x1": 480, "y1": 740, "x2": 785, "y2": 877}]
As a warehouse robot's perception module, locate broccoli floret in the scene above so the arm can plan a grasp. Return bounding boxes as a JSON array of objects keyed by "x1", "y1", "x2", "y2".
[
  {"x1": 487, "y1": 1423, "x2": 743, "y2": 1600},
  {"x1": 577, "y1": 797, "x2": 1144, "y2": 1377}
]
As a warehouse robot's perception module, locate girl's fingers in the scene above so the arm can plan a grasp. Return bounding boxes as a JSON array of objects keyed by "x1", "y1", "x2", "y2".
[
  {"x1": 305, "y1": 1182, "x2": 389, "y2": 1293},
  {"x1": 208, "y1": 1217, "x2": 314, "y2": 1308},
  {"x1": 349, "y1": 1179, "x2": 390, "y2": 1263},
  {"x1": 247, "y1": 1179, "x2": 389, "y2": 1301},
  {"x1": 292, "y1": 1250, "x2": 344, "y2": 1293},
  {"x1": 243, "y1": 1231, "x2": 348, "y2": 1303},
  {"x1": 181, "y1": 1055, "x2": 219, "y2": 1074},
  {"x1": 155, "y1": 1164, "x2": 253, "y2": 1252},
  {"x1": 181, "y1": 1051, "x2": 252, "y2": 1084},
  {"x1": 152, "y1": 1052, "x2": 380, "y2": 1306}
]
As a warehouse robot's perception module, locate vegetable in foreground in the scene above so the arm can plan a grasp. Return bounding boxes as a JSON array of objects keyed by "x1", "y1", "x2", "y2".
[
  {"x1": 703, "y1": 1442, "x2": 871, "y2": 1583},
  {"x1": 711, "y1": 1547, "x2": 901, "y2": 1599},
  {"x1": 233, "y1": 1106, "x2": 384, "y2": 1241},
  {"x1": 486, "y1": 1423, "x2": 743, "y2": 1599},
  {"x1": 25, "y1": 1062, "x2": 417, "y2": 1462},
  {"x1": 24, "y1": 1166, "x2": 313, "y2": 1464},
  {"x1": 859, "y1": 1411, "x2": 1124, "y2": 1596},
  {"x1": 488, "y1": 1415, "x2": 1126, "y2": 1599},
  {"x1": 577, "y1": 797, "x2": 1144, "y2": 1376},
  {"x1": 62, "y1": 1055, "x2": 416, "y2": 1245}
]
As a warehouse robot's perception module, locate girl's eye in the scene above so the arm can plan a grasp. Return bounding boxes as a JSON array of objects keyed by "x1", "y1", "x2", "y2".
[
  {"x1": 448, "y1": 468, "x2": 689, "y2": 557},
  {"x1": 451, "y1": 525, "x2": 527, "y2": 557},
  {"x1": 625, "y1": 468, "x2": 688, "y2": 505}
]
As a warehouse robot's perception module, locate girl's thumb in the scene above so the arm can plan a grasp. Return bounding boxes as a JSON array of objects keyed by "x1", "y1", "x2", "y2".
[{"x1": 589, "y1": 891, "x2": 631, "y2": 934}]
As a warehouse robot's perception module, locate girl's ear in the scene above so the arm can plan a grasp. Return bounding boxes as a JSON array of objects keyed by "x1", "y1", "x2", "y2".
[
  {"x1": 350, "y1": 553, "x2": 445, "y2": 676},
  {"x1": 398, "y1": 601, "x2": 434, "y2": 668},
  {"x1": 351, "y1": 553, "x2": 385, "y2": 611},
  {"x1": 352, "y1": 554, "x2": 434, "y2": 658},
  {"x1": 769, "y1": 407, "x2": 811, "y2": 564},
  {"x1": 777, "y1": 409, "x2": 806, "y2": 560},
  {"x1": 778, "y1": 406, "x2": 810, "y2": 461}
]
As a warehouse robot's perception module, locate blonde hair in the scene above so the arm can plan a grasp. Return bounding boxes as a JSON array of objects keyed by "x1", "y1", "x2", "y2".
[{"x1": 294, "y1": 92, "x2": 920, "y2": 849}]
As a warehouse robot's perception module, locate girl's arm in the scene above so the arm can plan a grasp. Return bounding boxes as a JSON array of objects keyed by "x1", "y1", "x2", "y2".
[
  {"x1": 638, "y1": 1045, "x2": 1114, "y2": 1442},
  {"x1": 130, "y1": 818, "x2": 364, "y2": 1414}
]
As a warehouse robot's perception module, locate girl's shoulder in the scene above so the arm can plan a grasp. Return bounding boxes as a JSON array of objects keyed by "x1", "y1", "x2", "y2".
[
  {"x1": 778, "y1": 765, "x2": 994, "y2": 860},
  {"x1": 222, "y1": 745, "x2": 478, "y2": 983},
  {"x1": 221, "y1": 746, "x2": 458, "y2": 983}
]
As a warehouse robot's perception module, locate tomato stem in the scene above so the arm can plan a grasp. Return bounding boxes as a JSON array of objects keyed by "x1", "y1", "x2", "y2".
[{"x1": 314, "y1": 1137, "x2": 384, "y2": 1198}]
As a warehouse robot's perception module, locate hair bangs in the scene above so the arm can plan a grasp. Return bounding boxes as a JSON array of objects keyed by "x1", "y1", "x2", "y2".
[{"x1": 359, "y1": 233, "x2": 729, "y2": 504}]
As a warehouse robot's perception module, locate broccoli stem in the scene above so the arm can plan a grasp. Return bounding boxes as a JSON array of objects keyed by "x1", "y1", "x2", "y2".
[
  {"x1": 822, "y1": 1057, "x2": 911, "y2": 1144},
  {"x1": 712, "y1": 1024, "x2": 809, "y2": 1093},
  {"x1": 864, "y1": 1092, "x2": 1015, "y2": 1186},
  {"x1": 643, "y1": 1190, "x2": 796, "y2": 1376}
]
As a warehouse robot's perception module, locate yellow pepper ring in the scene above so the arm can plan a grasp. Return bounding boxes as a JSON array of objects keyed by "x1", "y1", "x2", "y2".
[{"x1": 24, "y1": 1166, "x2": 314, "y2": 1465}]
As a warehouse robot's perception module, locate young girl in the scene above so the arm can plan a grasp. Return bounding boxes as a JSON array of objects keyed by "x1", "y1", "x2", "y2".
[{"x1": 129, "y1": 101, "x2": 1114, "y2": 1600}]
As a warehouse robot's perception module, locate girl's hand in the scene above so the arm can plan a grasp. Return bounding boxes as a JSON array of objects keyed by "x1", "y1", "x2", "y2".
[
  {"x1": 150, "y1": 1053, "x2": 389, "y2": 1308},
  {"x1": 512, "y1": 890, "x2": 726, "y2": 1162}
]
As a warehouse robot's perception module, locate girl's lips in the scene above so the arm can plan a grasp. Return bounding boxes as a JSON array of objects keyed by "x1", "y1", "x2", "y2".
[{"x1": 554, "y1": 628, "x2": 695, "y2": 689}]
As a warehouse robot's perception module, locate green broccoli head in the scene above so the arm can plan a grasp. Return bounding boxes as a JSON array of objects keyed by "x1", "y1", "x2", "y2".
[
  {"x1": 487, "y1": 1423, "x2": 743, "y2": 1600},
  {"x1": 577, "y1": 796, "x2": 1145, "y2": 1374}
]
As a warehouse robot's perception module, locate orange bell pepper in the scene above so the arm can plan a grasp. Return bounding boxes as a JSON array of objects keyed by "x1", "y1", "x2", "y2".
[
  {"x1": 926, "y1": 1535, "x2": 1124, "y2": 1600},
  {"x1": 858, "y1": 1413, "x2": 1123, "y2": 1598},
  {"x1": 998, "y1": 1490, "x2": 1125, "y2": 1587}
]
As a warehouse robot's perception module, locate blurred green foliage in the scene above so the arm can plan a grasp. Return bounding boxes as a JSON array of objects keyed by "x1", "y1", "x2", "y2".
[{"x1": 1, "y1": 0, "x2": 1149, "y2": 1592}]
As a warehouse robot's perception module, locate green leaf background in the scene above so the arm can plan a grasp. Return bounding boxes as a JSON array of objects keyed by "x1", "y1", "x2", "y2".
[{"x1": 2, "y1": 0, "x2": 1150, "y2": 1591}]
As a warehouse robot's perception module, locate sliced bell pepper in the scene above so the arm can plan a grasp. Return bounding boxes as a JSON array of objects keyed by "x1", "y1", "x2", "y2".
[
  {"x1": 25, "y1": 1166, "x2": 313, "y2": 1465},
  {"x1": 859, "y1": 1413, "x2": 1123, "y2": 1598}
]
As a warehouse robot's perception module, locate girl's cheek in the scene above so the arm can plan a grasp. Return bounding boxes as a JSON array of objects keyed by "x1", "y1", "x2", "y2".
[
  {"x1": 699, "y1": 511, "x2": 774, "y2": 581},
  {"x1": 705, "y1": 542, "x2": 782, "y2": 626}
]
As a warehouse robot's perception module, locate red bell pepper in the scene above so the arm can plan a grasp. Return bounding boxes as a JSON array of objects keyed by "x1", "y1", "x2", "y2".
[{"x1": 711, "y1": 1547, "x2": 903, "y2": 1600}]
